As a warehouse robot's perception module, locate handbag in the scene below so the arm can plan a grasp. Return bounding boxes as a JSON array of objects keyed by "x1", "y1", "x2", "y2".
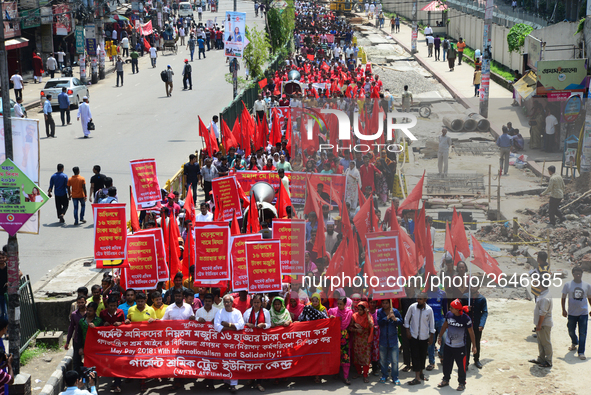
[{"x1": 87, "y1": 121, "x2": 95, "y2": 131}]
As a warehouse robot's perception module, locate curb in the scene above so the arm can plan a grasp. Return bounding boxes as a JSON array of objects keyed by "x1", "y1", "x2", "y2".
[
  {"x1": 32, "y1": 256, "x2": 96, "y2": 294},
  {"x1": 38, "y1": 348, "x2": 73, "y2": 395}
]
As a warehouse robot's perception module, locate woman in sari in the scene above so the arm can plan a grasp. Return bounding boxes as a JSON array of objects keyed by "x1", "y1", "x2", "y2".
[
  {"x1": 328, "y1": 297, "x2": 354, "y2": 385},
  {"x1": 287, "y1": 291, "x2": 305, "y2": 322},
  {"x1": 344, "y1": 161, "x2": 361, "y2": 209},
  {"x1": 350, "y1": 301, "x2": 374, "y2": 382},
  {"x1": 270, "y1": 296, "x2": 292, "y2": 327}
]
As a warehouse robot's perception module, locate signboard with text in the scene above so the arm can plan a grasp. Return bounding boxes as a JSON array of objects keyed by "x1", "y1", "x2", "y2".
[
  {"x1": 230, "y1": 234, "x2": 262, "y2": 291},
  {"x1": 246, "y1": 240, "x2": 282, "y2": 293},
  {"x1": 194, "y1": 225, "x2": 230, "y2": 282},
  {"x1": 93, "y1": 204, "x2": 127, "y2": 260},
  {"x1": 130, "y1": 159, "x2": 161, "y2": 206},
  {"x1": 212, "y1": 176, "x2": 242, "y2": 220},
  {"x1": 272, "y1": 220, "x2": 306, "y2": 275},
  {"x1": 123, "y1": 234, "x2": 159, "y2": 289},
  {"x1": 366, "y1": 231, "x2": 403, "y2": 294}
]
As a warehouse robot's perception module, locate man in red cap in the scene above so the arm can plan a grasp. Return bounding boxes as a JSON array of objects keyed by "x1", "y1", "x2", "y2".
[
  {"x1": 182, "y1": 59, "x2": 192, "y2": 90},
  {"x1": 166, "y1": 192, "x2": 181, "y2": 217},
  {"x1": 437, "y1": 299, "x2": 476, "y2": 391}
]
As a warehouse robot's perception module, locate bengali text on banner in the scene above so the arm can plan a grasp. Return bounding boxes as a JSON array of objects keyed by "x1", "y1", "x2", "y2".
[
  {"x1": 194, "y1": 225, "x2": 231, "y2": 282},
  {"x1": 230, "y1": 234, "x2": 262, "y2": 291},
  {"x1": 271, "y1": 220, "x2": 306, "y2": 275},
  {"x1": 246, "y1": 239, "x2": 282, "y2": 293},
  {"x1": 212, "y1": 176, "x2": 243, "y2": 221},
  {"x1": 93, "y1": 204, "x2": 127, "y2": 260},
  {"x1": 366, "y1": 231, "x2": 403, "y2": 294},
  {"x1": 136, "y1": 228, "x2": 170, "y2": 281},
  {"x1": 123, "y1": 234, "x2": 159, "y2": 289},
  {"x1": 130, "y1": 159, "x2": 161, "y2": 206}
]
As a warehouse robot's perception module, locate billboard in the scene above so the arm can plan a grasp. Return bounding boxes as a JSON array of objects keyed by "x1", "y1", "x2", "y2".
[
  {"x1": 224, "y1": 11, "x2": 246, "y2": 58},
  {"x1": 536, "y1": 59, "x2": 588, "y2": 96}
]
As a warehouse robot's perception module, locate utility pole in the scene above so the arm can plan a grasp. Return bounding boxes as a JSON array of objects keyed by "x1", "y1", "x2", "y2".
[
  {"x1": 233, "y1": 0, "x2": 238, "y2": 98},
  {"x1": 411, "y1": 0, "x2": 418, "y2": 54},
  {"x1": 479, "y1": 0, "x2": 493, "y2": 118},
  {"x1": 98, "y1": 2, "x2": 105, "y2": 80},
  {"x1": 0, "y1": 6, "x2": 22, "y2": 374}
]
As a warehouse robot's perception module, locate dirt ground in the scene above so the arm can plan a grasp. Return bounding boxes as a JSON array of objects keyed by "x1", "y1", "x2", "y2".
[{"x1": 23, "y1": 348, "x2": 67, "y2": 395}]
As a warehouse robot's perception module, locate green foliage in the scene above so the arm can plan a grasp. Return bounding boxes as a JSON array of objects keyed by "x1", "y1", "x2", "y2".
[
  {"x1": 21, "y1": 342, "x2": 59, "y2": 366},
  {"x1": 576, "y1": 18, "x2": 585, "y2": 35},
  {"x1": 462, "y1": 46, "x2": 514, "y2": 80},
  {"x1": 243, "y1": 26, "x2": 272, "y2": 82},
  {"x1": 266, "y1": 0, "x2": 295, "y2": 52},
  {"x1": 507, "y1": 23, "x2": 534, "y2": 53},
  {"x1": 224, "y1": 73, "x2": 253, "y2": 90}
]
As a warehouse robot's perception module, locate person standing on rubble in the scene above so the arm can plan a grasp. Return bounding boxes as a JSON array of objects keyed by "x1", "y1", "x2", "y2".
[{"x1": 540, "y1": 165, "x2": 565, "y2": 227}]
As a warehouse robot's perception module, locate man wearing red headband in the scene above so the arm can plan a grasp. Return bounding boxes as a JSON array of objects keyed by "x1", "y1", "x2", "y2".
[{"x1": 437, "y1": 299, "x2": 476, "y2": 391}]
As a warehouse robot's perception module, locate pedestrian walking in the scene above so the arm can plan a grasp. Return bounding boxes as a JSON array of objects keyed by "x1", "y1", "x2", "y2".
[
  {"x1": 434, "y1": 36, "x2": 441, "y2": 61},
  {"x1": 43, "y1": 95, "x2": 56, "y2": 138},
  {"x1": 447, "y1": 43, "x2": 456, "y2": 71},
  {"x1": 395, "y1": 15, "x2": 400, "y2": 32},
  {"x1": 197, "y1": 5, "x2": 203, "y2": 21},
  {"x1": 198, "y1": 36, "x2": 206, "y2": 59},
  {"x1": 182, "y1": 59, "x2": 193, "y2": 90},
  {"x1": 540, "y1": 165, "x2": 565, "y2": 226},
  {"x1": 456, "y1": 38, "x2": 466, "y2": 65},
  {"x1": 424, "y1": 24, "x2": 433, "y2": 46},
  {"x1": 32, "y1": 52, "x2": 44, "y2": 83},
  {"x1": 48, "y1": 164, "x2": 69, "y2": 223},
  {"x1": 442, "y1": 37, "x2": 449, "y2": 61},
  {"x1": 187, "y1": 34, "x2": 196, "y2": 61},
  {"x1": 58, "y1": 87, "x2": 71, "y2": 126},
  {"x1": 179, "y1": 26, "x2": 186, "y2": 46},
  {"x1": 463, "y1": 285, "x2": 487, "y2": 369},
  {"x1": 67, "y1": 167, "x2": 87, "y2": 225},
  {"x1": 114, "y1": 56, "x2": 124, "y2": 87},
  {"x1": 149, "y1": 45, "x2": 158, "y2": 68},
  {"x1": 130, "y1": 48, "x2": 139, "y2": 73},
  {"x1": 528, "y1": 284, "x2": 553, "y2": 367},
  {"x1": 77, "y1": 97, "x2": 93, "y2": 138},
  {"x1": 437, "y1": 299, "x2": 477, "y2": 391},
  {"x1": 401, "y1": 85, "x2": 413, "y2": 113},
  {"x1": 512, "y1": 0, "x2": 517, "y2": 11},
  {"x1": 165, "y1": 65, "x2": 174, "y2": 97},
  {"x1": 561, "y1": 266, "x2": 591, "y2": 360},
  {"x1": 427, "y1": 35, "x2": 434, "y2": 57},
  {"x1": 10, "y1": 72, "x2": 23, "y2": 101},
  {"x1": 13, "y1": 98, "x2": 25, "y2": 118},
  {"x1": 544, "y1": 109, "x2": 558, "y2": 152},
  {"x1": 438, "y1": 128, "x2": 452, "y2": 176},
  {"x1": 496, "y1": 126, "x2": 512, "y2": 175},
  {"x1": 121, "y1": 36, "x2": 129, "y2": 57},
  {"x1": 47, "y1": 54, "x2": 58, "y2": 78},
  {"x1": 404, "y1": 294, "x2": 435, "y2": 385},
  {"x1": 473, "y1": 69, "x2": 481, "y2": 97},
  {"x1": 56, "y1": 49, "x2": 66, "y2": 69}
]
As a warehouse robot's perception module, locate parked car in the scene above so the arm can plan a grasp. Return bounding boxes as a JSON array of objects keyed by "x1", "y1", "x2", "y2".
[
  {"x1": 0, "y1": 98, "x2": 16, "y2": 117},
  {"x1": 40, "y1": 77, "x2": 89, "y2": 109}
]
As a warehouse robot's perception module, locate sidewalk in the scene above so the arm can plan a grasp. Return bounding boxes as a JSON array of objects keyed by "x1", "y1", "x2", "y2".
[{"x1": 363, "y1": 17, "x2": 562, "y2": 176}]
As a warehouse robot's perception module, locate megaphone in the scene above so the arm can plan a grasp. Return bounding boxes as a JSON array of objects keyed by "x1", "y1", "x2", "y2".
[{"x1": 250, "y1": 182, "x2": 275, "y2": 204}]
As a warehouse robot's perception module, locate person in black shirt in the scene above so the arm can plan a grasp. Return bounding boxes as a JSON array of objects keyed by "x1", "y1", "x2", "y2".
[
  {"x1": 216, "y1": 156, "x2": 230, "y2": 177},
  {"x1": 89, "y1": 165, "x2": 106, "y2": 203},
  {"x1": 183, "y1": 154, "x2": 201, "y2": 204}
]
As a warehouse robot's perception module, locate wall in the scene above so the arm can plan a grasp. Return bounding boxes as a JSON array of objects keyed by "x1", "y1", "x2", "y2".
[{"x1": 529, "y1": 21, "x2": 583, "y2": 61}]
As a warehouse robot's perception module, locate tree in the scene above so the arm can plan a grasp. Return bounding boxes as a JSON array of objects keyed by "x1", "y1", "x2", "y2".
[
  {"x1": 507, "y1": 23, "x2": 534, "y2": 53},
  {"x1": 266, "y1": 0, "x2": 295, "y2": 53},
  {"x1": 243, "y1": 26, "x2": 272, "y2": 81}
]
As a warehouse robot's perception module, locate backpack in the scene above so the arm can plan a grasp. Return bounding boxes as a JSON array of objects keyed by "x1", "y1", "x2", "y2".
[
  {"x1": 160, "y1": 70, "x2": 169, "y2": 82},
  {"x1": 96, "y1": 189, "x2": 108, "y2": 201}
]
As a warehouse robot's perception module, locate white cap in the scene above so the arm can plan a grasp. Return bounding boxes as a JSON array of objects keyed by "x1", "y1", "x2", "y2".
[{"x1": 82, "y1": 96, "x2": 88, "y2": 100}]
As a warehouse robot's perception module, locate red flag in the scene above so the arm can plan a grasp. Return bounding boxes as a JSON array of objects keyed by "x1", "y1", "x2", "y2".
[
  {"x1": 255, "y1": 114, "x2": 269, "y2": 150},
  {"x1": 269, "y1": 108, "x2": 282, "y2": 146},
  {"x1": 231, "y1": 209, "x2": 241, "y2": 236},
  {"x1": 169, "y1": 211, "x2": 186, "y2": 277},
  {"x1": 444, "y1": 221, "x2": 454, "y2": 254},
  {"x1": 183, "y1": 223, "x2": 194, "y2": 272},
  {"x1": 452, "y1": 208, "x2": 471, "y2": 260},
  {"x1": 423, "y1": 212, "x2": 437, "y2": 278},
  {"x1": 183, "y1": 185, "x2": 195, "y2": 223},
  {"x1": 353, "y1": 197, "x2": 378, "y2": 243},
  {"x1": 129, "y1": 186, "x2": 140, "y2": 233},
  {"x1": 215, "y1": 194, "x2": 224, "y2": 221},
  {"x1": 258, "y1": 78, "x2": 268, "y2": 89},
  {"x1": 161, "y1": 207, "x2": 169, "y2": 249},
  {"x1": 240, "y1": 103, "x2": 254, "y2": 158},
  {"x1": 307, "y1": 54, "x2": 315, "y2": 61},
  {"x1": 414, "y1": 207, "x2": 427, "y2": 274},
  {"x1": 389, "y1": 207, "x2": 419, "y2": 277},
  {"x1": 313, "y1": 199, "x2": 326, "y2": 258},
  {"x1": 358, "y1": 184, "x2": 366, "y2": 207},
  {"x1": 222, "y1": 119, "x2": 239, "y2": 150},
  {"x1": 199, "y1": 116, "x2": 214, "y2": 158},
  {"x1": 143, "y1": 37, "x2": 151, "y2": 50},
  {"x1": 236, "y1": 182, "x2": 250, "y2": 209},
  {"x1": 398, "y1": 171, "x2": 425, "y2": 213},
  {"x1": 232, "y1": 118, "x2": 241, "y2": 149},
  {"x1": 247, "y1": 192, "x2": 261, "y2": 233},
  {"x1": 326, "y1": 112, "x2": 339, "y2": 157},
  {"x1": 285, "y1": 108, "x2": 292, "y2": 155},
  {"x1": 471, "y1": 235, "x2": 504, "y2": 278},
  {"x1": 276, "y1": 179, "x2": 292, "y2": 219}
]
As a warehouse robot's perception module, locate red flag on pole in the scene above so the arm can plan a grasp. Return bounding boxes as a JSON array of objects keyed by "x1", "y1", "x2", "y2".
[
  {"x1": 285, "y1": 108, "x2": 292, "y2": 155},
  {"x1": 471, "y1": 235, "x2": 504, "y2": 278},
  {"x1": 232, "y1": 118, "x2": 241, "y2": 150},
  {"x1": 258, "y1": 78, "x2": 268, "y2": 89},
  {"x1": 247, "y1": 192, "x2": 261, "y2": 234},
  {"x1": 397, "y1": 171, "x2": 425, "y2": 213},
  {"x1": 269, "y1": 108, "x2": 282, "y2": 146},
  {"x1": 389, "y1": 207, "x2": 419, "y2": 277},
  {"x1": 169, "y1": 211, "x2": 186, "y2": 277},
  {"x1": 240, "y1": 103, "x2": 254, "y2": 158},
  {"x1": 353, "y1": 197, "x2": 377, "y2": 243},
  {"x1": 198, "y1": 116, "x2": 214, "y2": 158},
  {"x1": 183, "y1": 223, "x2": 194, "y2": 274},
  {"x1": 129, "y1": 186, "x2": 140, "y2": 233},
  {"x1": 414, "y1": 206, "x2": 427, "y2": 274},
  {"x1": 183, "y1": 185, "x2": 195, "y2": 223},
  {"x1": 276, "y1": 179, "x2": 292, "y2": 219},
  {"x1": 452, "y1": 208, "x2": 471, "y2": 259},
  {"x1": 231, "y1": 209, "x2": 241, "y2": 236},
  {"x1": 358, "y1": 184, "x2": 366, "y2": 207},
  {"x1": 222, "y1": 119, "x2": 239, "y2": 150}
]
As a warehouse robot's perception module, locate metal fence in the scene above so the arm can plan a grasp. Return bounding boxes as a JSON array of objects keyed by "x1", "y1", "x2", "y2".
[{"x1": 18, "y1": 275, "x2": 40, "y2": 354}]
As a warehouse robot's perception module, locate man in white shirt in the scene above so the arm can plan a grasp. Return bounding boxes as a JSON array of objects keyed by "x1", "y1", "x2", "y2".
[
  {"x1": 424, "y1": 25, "x2": 433, "y2": 46},
  {"x1": 10, "y1": 73, "x2": 23, "y2": 101},
  {"x1": 46, "y1": 54, "x2": 58, "y2": 78},
  {"x1": 254, "y1": 94, "x2": 268, "y2": 122},
  {"x1": 55, "y1": 50, "x2": 66, "y2": 69},
  {"x1": 195, "y1": 202, "x2": 214, "y2": 222},
  {"x1": 149, "y1": 46, "x2": 158, "y2": 68},
  {"x1": 438, "y1": 128, "x2": 452, "y2": 176},
  {"x1": 544, "y1": 111, "x2": 558, "y2": 153},
  {"x1": 214, "y1": 295, "x2": 245, "y2": 391},
  {"x1": 333, "y1": 44, "x2": 341, "y2": 60},
  {"x1": 209, "y1": 115, "x2": 220, "y2": 143},
  {"x1": 179, "y1": 27, "x2": 186, "y2": 46},
  {"x1": 162, "y1": 289, "x2": 195, "y2": 320},
  {"x1": 196, "y1": 294, "x2": 219, "y2": 322},
  {"x1": 120, "y1": 36, "x2": 129, "y2": 57},
  {"x1": 13, "y1": 98, "x2": 25, "y2": 118},
  {"x1": 404, "y1": 294, "x2": 435, "y2": 385}
]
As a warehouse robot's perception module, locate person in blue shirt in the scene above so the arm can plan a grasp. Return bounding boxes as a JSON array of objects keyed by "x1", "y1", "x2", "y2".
[
  {"x1": 427, "y1": 281, "x2": 448, "y2": 370},
  {"x1": 60, "y1": 370, "x2": 97, "y2": 395},
  {"x1": 377, "y1": 299, "x2": 403, "y2": 384},
  {"x1": 197, "y1": 37, "x2": 206, "y2": 59},
  {"x1": 48, "y1": 163, "x2": 69, "y2": 223},
  {"x1": 462, "y1": 285, "x2": 488, "y2": 369},
  {"x1": 43, "y1": 94, "x2": 55, "y2": 138},
  {"x1": 58, "y1": 87, "x2": 71, "y2": 126},
  {"x1": 118, "y1": 288, "x2": 136, "y2": 317},
  {"x1": 496, "y1": 126, "x2": 512, "y2": 176}
]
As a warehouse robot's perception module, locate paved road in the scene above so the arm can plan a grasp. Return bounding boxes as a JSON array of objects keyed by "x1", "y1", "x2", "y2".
[{"x1": 18, "y1": 0, "x2": 263, "y2": 284}]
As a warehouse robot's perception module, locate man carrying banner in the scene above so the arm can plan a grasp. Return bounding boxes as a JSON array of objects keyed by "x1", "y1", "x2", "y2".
[
  {"x1": 124, "y1": 292, "x2": 156, "y2": 391},
  {"x1": 214, "y1": 295, "x2": 245, "y2": 392},
  {"x1": 100, "y1": 297, "x2": 125, "y2": 392}
]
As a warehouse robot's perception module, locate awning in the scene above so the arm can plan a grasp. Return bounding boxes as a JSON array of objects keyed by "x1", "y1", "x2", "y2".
[
  {"x1": 514, "y1": 71, "x2": 537, "y2": 101},
  {"x1": 421, "y1": 1, "x2": 448, "y2": 11},
  {"x1": 5, "y1": 37, "x2": 29, "y2": 51}
]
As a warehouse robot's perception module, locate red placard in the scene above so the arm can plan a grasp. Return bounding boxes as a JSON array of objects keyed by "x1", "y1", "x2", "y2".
[
  {"x1": 93, "y1": 204, "x2": 127, "y2": 260},
  {"x1": 246, "y1": 240, "x2": 282, "y2": 293},
  {"x1": 84, "y1": 319, "x2": 340, "y2": 379},
  {"x1": 194, "y1": 225, "x2": 230, "y2": 282},
  {"x1": 130, "y1": 159, "x2": 161, "y2": 206},
  {"x1": 212, "y1": 176, "x2": 243, "y2": 221},
  {"x1": 366, "y1": 231, "x2": 403, "y2": 294},
  {"x1": 271, "y1": 220, "x2": 306, "y2": 275},
  {"x1": 136, "y1": 228, "x2": 169, "y2": 281},
  {"x1": 230, "y1": 234, "x2": 262, "y2": 291},
  {"x1": 122, "y1": 234, "x2": 159, "y2": 289}
]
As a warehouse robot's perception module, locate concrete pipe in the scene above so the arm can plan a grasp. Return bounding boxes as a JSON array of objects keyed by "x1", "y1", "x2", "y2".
[
  {"x1": 463, "y1": 115, "x2": 478, "y2": 131},
  {"x1": 470, "y1": 114, "x2": 490, "y2": 132},
  {"x1": 443, "y1": 116, "x2": 464, "y2": 132}
]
